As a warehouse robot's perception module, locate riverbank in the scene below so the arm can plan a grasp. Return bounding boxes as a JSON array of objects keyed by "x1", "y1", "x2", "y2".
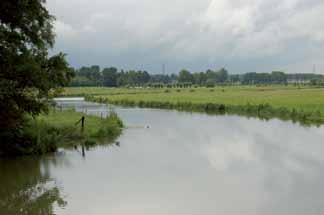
[
  {"x1": 3, "y1": 109, "x2": 123, "y2": 156},
  {"x1": 62, "y1": 86, "x2": 324, "y2": 126}
]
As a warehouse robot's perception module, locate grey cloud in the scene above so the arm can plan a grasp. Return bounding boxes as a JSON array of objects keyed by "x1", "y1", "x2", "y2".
[{"x1": 47, "y1": 0, "x2": 324, "y2": 73}]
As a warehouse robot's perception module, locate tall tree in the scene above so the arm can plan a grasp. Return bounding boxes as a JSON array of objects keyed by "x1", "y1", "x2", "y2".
[
  {"x1": 0, "y1": 0, "x2": 74, "y2": 153},
  {"x1": 216, "y1": 68, "x2": 229, "y2": 83},
  {"x1": 102, "y1": 67, "x2": 118, "y2": 87},
  {"x1": 178, "y1": 69, "x2": 194, "y2": 83}
]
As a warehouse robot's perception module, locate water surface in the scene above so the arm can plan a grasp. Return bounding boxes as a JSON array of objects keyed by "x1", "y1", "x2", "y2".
[{"x1": 1, "y1": 98, "x2": 324, "y2": 215}]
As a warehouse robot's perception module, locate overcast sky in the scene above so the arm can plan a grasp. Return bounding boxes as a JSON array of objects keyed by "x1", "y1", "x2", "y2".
[{"x1": 47, "y1": 0, "x2": 324, "y2": 74}]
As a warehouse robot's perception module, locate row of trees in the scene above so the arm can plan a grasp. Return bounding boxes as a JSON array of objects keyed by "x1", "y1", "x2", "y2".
[
  {"x1": 70, "y1": 66, "x2": 177, "y2": 87},
  {"x1": 241, "y1": 71, "x2": 287, "y2": 84},
  {"x1": 71, "y1": 67, "x2": 231, "y2": 87},
  {"x1": 71, "y1": 66, "x2": 324, "y2": 87}
]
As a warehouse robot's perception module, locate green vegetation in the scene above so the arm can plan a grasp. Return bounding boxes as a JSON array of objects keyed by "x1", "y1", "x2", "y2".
[
  {"x1": 70, "y1": 64, "x2": 324, "y2": 88},
  {"x1": 63, "y1": 86, "x2": 324, "y2": 126},
  {"x1": 4, "y1": 110, "x2": 123, "y2": 156},
  {"x1": 1, "y1": 1, "x2": 323, "y2": 156},
  {"x1": 0, "y1": 0, "x2": 74, "y2": 155}
]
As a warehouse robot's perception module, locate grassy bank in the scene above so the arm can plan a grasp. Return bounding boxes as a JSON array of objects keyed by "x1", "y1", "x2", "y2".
[
  {"x1": 20, "y1": 110, "x2": 123, "y2": 155},
  {"x1": 62, "y1": 86, "x2": 324, "y2": 126}
]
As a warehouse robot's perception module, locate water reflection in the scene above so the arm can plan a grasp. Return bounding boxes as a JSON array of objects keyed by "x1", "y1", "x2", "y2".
[
  {"x1": 57, "y1": 111, "x2": 324, "y2": 214},
  {"x1": 2, "y1": 99, "x2": 324, "y2": 215},
  {"x1": 0, "y1": 156, "x2": 68, "y2": 215}
]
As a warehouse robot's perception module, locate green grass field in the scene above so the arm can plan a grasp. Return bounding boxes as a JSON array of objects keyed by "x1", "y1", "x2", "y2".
[
  {"x1": 63, "y1": 86, "x2": 324, "y2": 113},
  {"x1": 60, "y1": 86, "x2": 324, "y2": 125}
]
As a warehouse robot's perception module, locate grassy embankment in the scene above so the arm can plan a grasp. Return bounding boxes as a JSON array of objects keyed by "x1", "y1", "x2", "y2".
[
  {"x1": 62, "y1": 86, "x2": 324, "y2": 125},
  {"x1": 20, "y1": 109, "x2": 123, "y2": 155}
]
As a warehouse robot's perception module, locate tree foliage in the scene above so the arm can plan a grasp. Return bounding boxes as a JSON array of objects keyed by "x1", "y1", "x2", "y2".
[
  {"x1": 71, "y1": 64, "x2": 324, "y2": 88},
  {"x1": 102, "y1": 67, "x2": 118, "y2": 87},
  {"x1": 178, "y1": 69, "x2": 194, "y2": 83},
  {"x1": 0, "y1": 0, "x2": 74, "y2": 154}
]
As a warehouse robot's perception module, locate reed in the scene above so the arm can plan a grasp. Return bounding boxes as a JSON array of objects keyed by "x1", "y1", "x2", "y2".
[{"x1": 88, "y1": 95, "x2": 324, "y2": 126}]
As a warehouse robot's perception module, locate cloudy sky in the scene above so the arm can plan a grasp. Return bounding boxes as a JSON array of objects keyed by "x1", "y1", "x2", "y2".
[{"x1": 47, "y1": 0, "x2": 324, "y2": 74}]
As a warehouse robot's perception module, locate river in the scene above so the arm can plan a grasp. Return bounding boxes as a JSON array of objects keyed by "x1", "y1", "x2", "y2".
[{"x1": 1, "y1": 98, "x2": 324, "y2": 215}]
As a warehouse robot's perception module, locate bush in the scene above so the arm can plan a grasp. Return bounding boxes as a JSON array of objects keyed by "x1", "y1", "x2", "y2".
[{"x1": 91, "y1": 111, "x2": 123, "y2": 140}]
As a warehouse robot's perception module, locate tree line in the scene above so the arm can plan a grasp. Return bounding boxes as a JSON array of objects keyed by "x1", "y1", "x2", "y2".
[{"x1": 70, "y1": 66, "x2": 324, "y2": 87}]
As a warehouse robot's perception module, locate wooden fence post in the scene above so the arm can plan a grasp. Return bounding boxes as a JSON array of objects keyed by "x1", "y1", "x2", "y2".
[
  {"x1": 81, "y1": 116, "x2": 85, "y2": 157},
  {"x1": 81, "y1": 116, "x2": 85, "y2": 133}
]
